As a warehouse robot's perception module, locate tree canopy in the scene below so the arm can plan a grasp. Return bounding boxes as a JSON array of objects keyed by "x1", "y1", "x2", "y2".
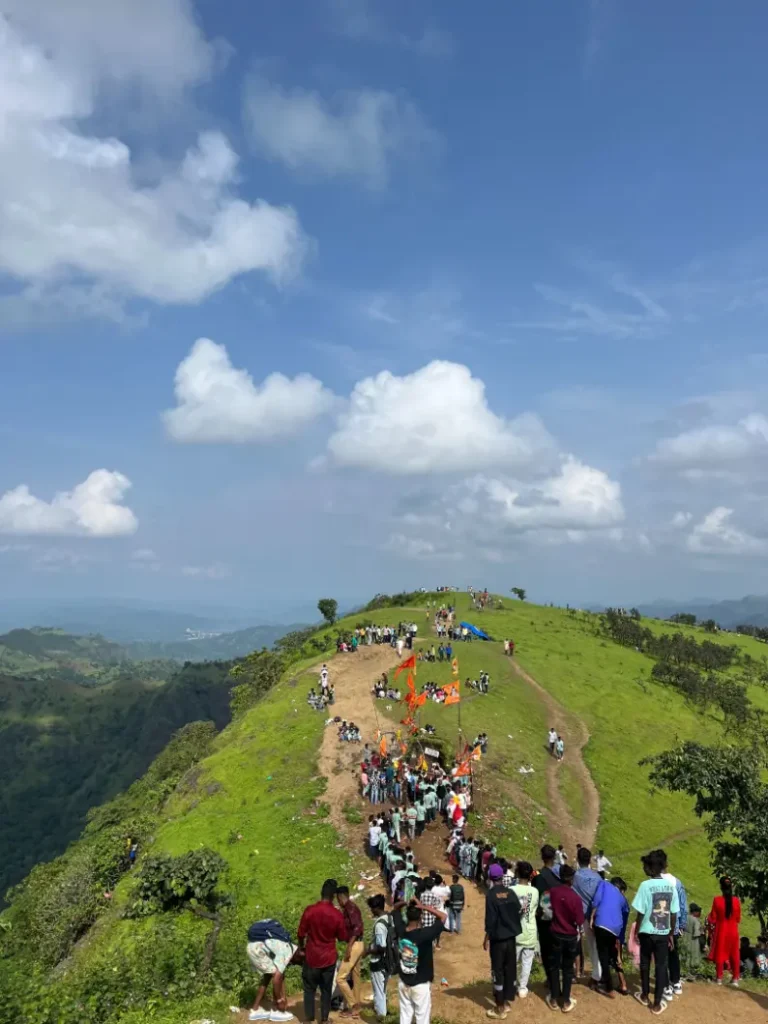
[{"x1": 317, "y1": 598, "x2": 338, "y2": 625}]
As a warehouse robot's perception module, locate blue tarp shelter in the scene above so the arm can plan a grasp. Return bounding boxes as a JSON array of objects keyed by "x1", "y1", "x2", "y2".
[{"x1": 459, "y1": 621, "x2": 491, "y2": 640}]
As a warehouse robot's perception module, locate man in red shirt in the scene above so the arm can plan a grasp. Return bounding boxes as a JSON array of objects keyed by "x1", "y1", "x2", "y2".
[
  {"x1": 547, "y1": 865, "x2": 585, "y2": 1012},
  {"x1": 298, "y1": 879, "x2": 349, "y2": 1024}
]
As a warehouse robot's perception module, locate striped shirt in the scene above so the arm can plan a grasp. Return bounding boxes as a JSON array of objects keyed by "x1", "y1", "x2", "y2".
[{"x1": 420, "y1": 889, "x2": 442, "y2": 928}]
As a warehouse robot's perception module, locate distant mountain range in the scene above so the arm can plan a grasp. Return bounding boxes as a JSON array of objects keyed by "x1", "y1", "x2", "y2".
[
  {"x1": 636, "y1": 594, "x2": 768, "y2": 629},
  {"x1": 124, "y1": 622, "x2": 305, "y2": 661}
]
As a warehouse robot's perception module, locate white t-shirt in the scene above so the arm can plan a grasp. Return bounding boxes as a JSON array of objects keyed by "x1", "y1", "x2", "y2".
[
  {"x1": 369, "y1": 825, "x2": 382, "y2": 847},
  {"x1": 548, "y1": 730, "x2": 557, "y2": 745},
  {"x1": 596, "y1": 855, "x2": 612, "y2": 873},
  {"x1": 433, "y1": 883, "x2": 451, "y2": 908},
  {"x1": 554, "y1": 849, "x2": 567, "y2": 865}
]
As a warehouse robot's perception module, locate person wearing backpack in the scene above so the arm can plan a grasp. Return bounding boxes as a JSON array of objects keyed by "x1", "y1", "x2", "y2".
[
  {"x1": 447, "y1": 874, "x2": 465, "y2": 935},
  {"x1": 246, "y1": 918, "x2": 302, "y2": 1022},
  {"x1": 365, "y1": 894, "x2": 395, "y2": 1019},
  {"x1": 533, "y1": 844, "x2": 562, "y2": 992},
  {"x1": 392, "y1": 898, "x2": 447, "y2": 1024}
]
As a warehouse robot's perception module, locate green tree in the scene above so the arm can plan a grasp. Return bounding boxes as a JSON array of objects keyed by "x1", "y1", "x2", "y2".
[
  {"x1": 643, "y1": 741, "x2": 768, "y2": 932},
  {"x1": 229, "y1": 650, "x2": 284, "y2": 718},
  {"x1": 510, "y1": 587, "x2": 526, "y2": 602},
  {"x1": 669, "y1": 612, "x2": 697, "y2": 626},
  {"x1": 701, "y1": 618, "x2": 718, "y2": 633},
  {"x1": 317, "y1": 598, "x2": 338, "y2": 625}
]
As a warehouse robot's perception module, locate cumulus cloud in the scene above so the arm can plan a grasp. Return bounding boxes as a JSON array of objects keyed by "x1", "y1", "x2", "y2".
[
  {"x1": 0, "y1": 9, "x2": 305, "y2": 312},
  {"x1": 686, "y1": 507, "x2": 768, "y2": 556},
  {"x1": 471, "y1": 458, "x2": 624, "y2": 532},
  {"x1": 650, "y1": 413, "x2": 768, "y2": 477},
  {"x1": 327, "y1": 361, "x2": 556, "y2": 473},
  {"x1": 0, "y1": 470, "x2": 138, "y2": 536},
  {"x1": 244, "y1": 76, "x2": 437, "y2": 188},
  {"x1": 164, "y1": 338, "x2": 336, "y2": 443}
]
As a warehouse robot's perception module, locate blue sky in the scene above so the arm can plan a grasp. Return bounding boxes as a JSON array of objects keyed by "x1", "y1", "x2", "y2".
[{"x1": 3, "y1": 0, "x2": 768, "y2": 615}]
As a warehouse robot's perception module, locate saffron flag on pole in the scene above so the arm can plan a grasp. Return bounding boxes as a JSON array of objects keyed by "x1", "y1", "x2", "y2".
[
  {"x1": 451, "y1": 657, "x2": 459, "y2": 676},
  {"x1": 444, "y1": 681, "x2": 460, "y2": 705},
  {"x1": 380, "y1": 735, "x2": 388, "y2": 756},
  {"x1": 395, "y1": 654, "x2": 417, "y2": 678}
]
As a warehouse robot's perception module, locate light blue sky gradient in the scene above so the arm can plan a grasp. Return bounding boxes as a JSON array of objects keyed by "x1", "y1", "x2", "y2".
[{"x1": 2, "y1": 0, "x2": 768, "y2": 613}]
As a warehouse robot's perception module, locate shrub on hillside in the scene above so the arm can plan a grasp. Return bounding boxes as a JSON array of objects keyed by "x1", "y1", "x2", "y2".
[{"x1": 126, "y1": 848, "x2": 227, "y2": 918}]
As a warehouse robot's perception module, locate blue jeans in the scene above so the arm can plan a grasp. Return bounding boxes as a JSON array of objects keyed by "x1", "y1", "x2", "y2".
[{"x1": 448, "y1": 908, "x2": 463, "y2": 934}]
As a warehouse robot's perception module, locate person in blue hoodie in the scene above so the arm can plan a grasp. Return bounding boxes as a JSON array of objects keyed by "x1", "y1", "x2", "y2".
[{"x1": 591, "y1": 877, "x2": 630, "y2": 997}]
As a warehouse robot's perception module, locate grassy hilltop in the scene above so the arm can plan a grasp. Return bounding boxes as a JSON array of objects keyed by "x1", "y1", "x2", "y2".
[{"x1": 2, "y1": 591, "x2": 766, "y2": 1023}]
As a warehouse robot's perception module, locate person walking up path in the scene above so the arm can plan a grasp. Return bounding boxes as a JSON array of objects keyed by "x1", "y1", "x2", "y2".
[
  {"x1": 335, "y1": 886, "x2": 366, "y2": 1017},
  {"x1": 573, "y1": 846, "x2": 603, "y2": 988},
  {"x1": 392, "y1": 898, "x2": 446, "y2": 1024}
]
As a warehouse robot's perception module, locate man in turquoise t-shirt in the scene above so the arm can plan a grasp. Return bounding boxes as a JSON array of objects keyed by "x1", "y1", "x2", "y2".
[{"x1": 631, "y1": 850, "x2": 679, "y2": 1014}]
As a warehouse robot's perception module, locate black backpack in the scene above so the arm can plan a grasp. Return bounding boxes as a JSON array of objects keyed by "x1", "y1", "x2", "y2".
[
  {"x1": 372, "y1": 914, "x2": 400, "y2": 975},
  {"x1": 247, "y1": 918, "x2": 292, "y2": 944}
]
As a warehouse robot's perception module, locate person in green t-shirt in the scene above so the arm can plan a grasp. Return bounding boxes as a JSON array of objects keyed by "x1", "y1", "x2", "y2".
[
  {"x1": 631, "y1": 850, "x2": 679, "y2": 1014},
  {"x1": 391, "y1": 808, "x2": 402, "y2": 843},
  {"x1": 406, "y1": 805, "x2": 417, "y2": 840},
  {"x1": 511, "y1": 861, "x2": 540, "y2": 998},
  {"x1": 414, "y1": 800, "x2": 426, "y2": 836}
]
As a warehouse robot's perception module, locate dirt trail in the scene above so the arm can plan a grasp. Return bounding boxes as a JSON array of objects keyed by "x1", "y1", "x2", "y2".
[{"x1": 509, "y1": 659, "x2": 600, "y2": 854}]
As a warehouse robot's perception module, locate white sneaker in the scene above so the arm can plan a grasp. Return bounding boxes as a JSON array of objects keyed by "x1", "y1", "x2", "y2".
[
  {"x1": 517, "y1": 988, "x2": 528, "y2": 999},
  {"x1": 673, "y1": 983, "x2": 683, "y2": 996},
  {"x1": 663, "y1": 987, "x2": 674, "y2": 1001},
  {"x1": 249, "y1": 1012, "x2": 270, "y2": 1021},
  {"x1": 269, "y1": 1012, "x2": 295, "y2": 1022}
]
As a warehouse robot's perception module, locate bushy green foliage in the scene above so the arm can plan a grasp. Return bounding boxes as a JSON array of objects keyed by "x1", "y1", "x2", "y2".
[
  {"x1": 126, "y1": 848, "x2": 227, "y2": 917},
  {"x1": 229, "y1": 649, "x2": 285, "y2": 717},
  {"x1": 644, "y1": 741, "x2": 768, "y2": 931}
]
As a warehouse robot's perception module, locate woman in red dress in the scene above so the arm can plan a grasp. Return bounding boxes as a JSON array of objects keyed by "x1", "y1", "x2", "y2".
[{"x1": 707, "y1": 876, "x2": 742, "y2": 985}]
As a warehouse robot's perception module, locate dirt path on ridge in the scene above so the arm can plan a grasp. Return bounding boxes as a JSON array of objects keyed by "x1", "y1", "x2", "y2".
[{"x1": 509, "y1": 659, "x2": 600, "y2": 854}]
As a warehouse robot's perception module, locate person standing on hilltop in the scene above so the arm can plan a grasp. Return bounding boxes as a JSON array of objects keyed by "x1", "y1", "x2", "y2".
[
  {"x1": 392, "y1": 897, "x2": 446, "y2": 1024},
  {"x1": 297, "y1": 879, "x2": 349, "y2": 1024},
  {"x1": 511, "y1": 861, "x2": 539, "y2": 999},
  {"x1": 573, "y1": 846, "x2": 603, "y2": 989},
  {"x1": 533, "y1": 845, "x2": 562, "y2": 991},
  {"x1": 631, "y1": 850, "x2": 679, "y2": 1014},
  {"x1": 547, "y1": 864, "x2": 585, "y2": 1012},
  {"x1": 483, "y1": 863, "x2": 522, "y2": 1019},
  {"x1": 335, "y1": 886, "x2": 366, "y2": 1018},
  {"x1": 708, "y1": 876, "x2": 741, "y2": 987}
]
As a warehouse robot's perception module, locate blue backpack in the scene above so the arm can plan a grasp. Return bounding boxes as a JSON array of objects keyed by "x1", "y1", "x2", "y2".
[{"x1": 247, "y1": 918, "x2": 292, "y2": 944}]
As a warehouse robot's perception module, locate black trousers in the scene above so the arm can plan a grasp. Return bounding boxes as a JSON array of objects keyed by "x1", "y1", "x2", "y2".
[
  {"x1": 549, "y1": 932, "x2": 579, "y2": 1005},
  {"x1": 302, "y1": 962, "x2": 335, "y2": 1022},
  {"x1": 595, "y1": 926, "x2": 619, "y2": 992},
  {"x1": 489, "y1": 938, "x2": 517, "y2": 1004},
  {"x1": 538, "y1": 920, "x2": 554, "y2": 986},
  {"x1": 668, "y1": 933, "x2": 680, "y2": 986},
  {"x1": 640, "y1": 933, "x2": 670, "y2": 1007}
]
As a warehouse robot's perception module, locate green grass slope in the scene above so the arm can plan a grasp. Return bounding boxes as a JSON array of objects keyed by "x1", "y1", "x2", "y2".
[{"x1": 2, "y1": 590, "x2": 764, "y2": 1024}]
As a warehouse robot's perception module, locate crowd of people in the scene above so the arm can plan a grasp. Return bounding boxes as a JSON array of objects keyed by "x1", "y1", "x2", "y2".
[{"x1": 243, "y1": 630, "x2": 764, "y2": 1024}]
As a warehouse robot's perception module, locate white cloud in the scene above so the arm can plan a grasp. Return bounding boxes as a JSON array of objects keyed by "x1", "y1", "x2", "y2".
[
  {"x1": 650, "y1": 414, "x2": 768, "y2": 477},
  {"x1": 244, "y1": 76, "x2": 437, "y2": 188},
  {"x1": 330, "y1": 0, "x2": 453, "y2": 55},
  {"x1": 686, "y1": 506, "x2": 768, "y2": 556},
  {"x1": 473, "y1": 458, "x2": 625, "y2": 532},
  {"x1": 326, "y1": 361, "x2": 557, "y2": 474},
  {"x1": 671, "y1": 511, "x2": 693, "y2": 528},
  {"x1": 0, "y1": 470, "x2": 138, "y2": 537},
  {"x1": 164, "y1": 338, "x2": 336, "y2": 443},
  {"x1": 181, "y1": 562, "x2": 231, "y2": 579},
  {"x1": 0, "y1": 10, "x2": 305, "y2": 313}
]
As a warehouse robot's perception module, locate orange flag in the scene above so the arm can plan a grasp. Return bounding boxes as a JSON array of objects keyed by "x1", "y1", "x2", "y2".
[
  {"x1": 380, "y1": 735, "x2": 388, "y2": 756},
  {"x1": 406, "y1": 672, "x2": 416, "y2": 695},
  {"x1": 444, "y1": 681, "x2": 461, "y2": 706},
  {"x1": 451, "y1": 657, "x2": 459, "y2": 676},
  {"x1": 395, "y1": 654, "x2": 417, "y2": 678}
]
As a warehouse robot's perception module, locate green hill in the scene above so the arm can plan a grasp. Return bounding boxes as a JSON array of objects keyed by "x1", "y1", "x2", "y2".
[
  {"x1": 1, "y1": 592, "x2": 766, "y2": 1024},
  {"x1": 0, "y1": 631, "x2": 236, "y2": 900},
  {"x1": 124, "y1": 622, "x2": 304, "y2": 662}
]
